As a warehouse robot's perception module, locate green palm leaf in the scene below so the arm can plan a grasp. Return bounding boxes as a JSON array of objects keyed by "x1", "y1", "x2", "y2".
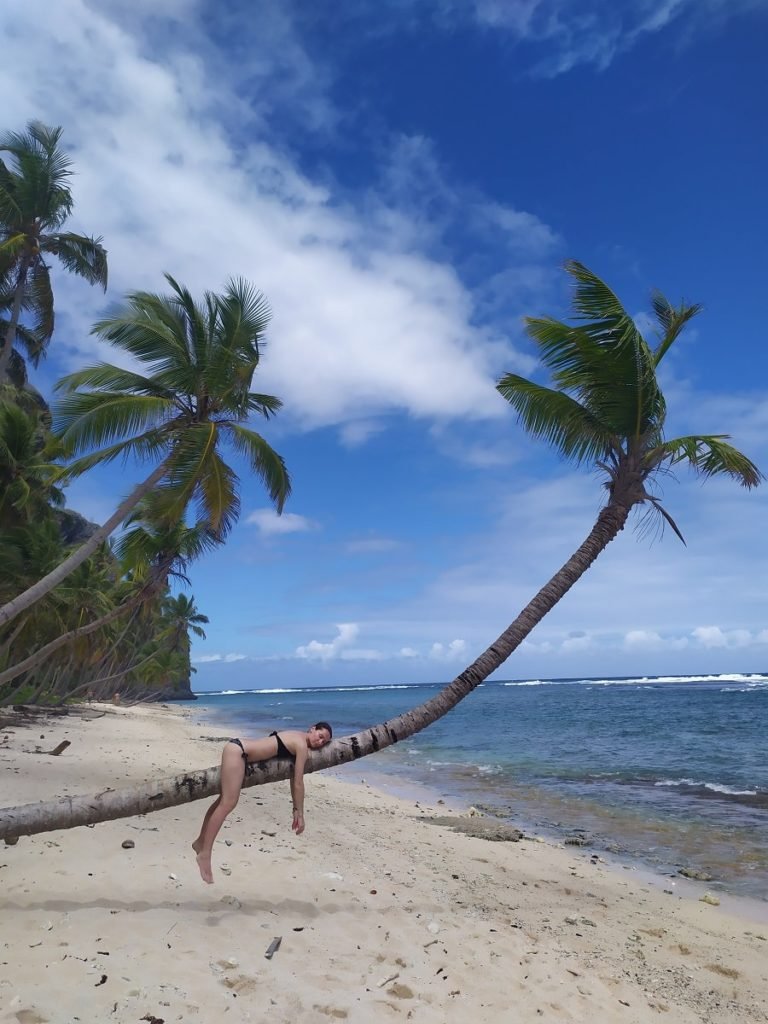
[
  {"x1": 498, "y1": 262, "x2": 762, "y2": 546},
  {"x1": 654, "y1": 435, "x2": 762, "y2": 488},
  {"x1": 497, "y1": 374, "x2": 617, "y2": 465},
  {"x1": 651, "y1": 292, "x2": 702, "y2": 365},
  {"x1": 224, "y1": 423, "x2": 291, "y2": 511},
  {"x1": 53, "y1": 393, "x2": 176, "y2": 454},
  {"x1": 43, "y1": 233, "x2": 108, "y2": 289}
]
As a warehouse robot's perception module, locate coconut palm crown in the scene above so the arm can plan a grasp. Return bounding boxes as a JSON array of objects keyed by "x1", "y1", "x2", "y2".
[
  {"x1": 0, "y1": 121, "x2": 108, "y2": 381},
  {"x1": 0, "y1": 274, "x2": 290, "y2": 629},
  {"x1": 498, "y1": 260, "x2": 761, "y2": 537}
]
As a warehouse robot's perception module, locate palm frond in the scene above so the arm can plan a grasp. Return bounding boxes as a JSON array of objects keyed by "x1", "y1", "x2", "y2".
[
  {"x1": 53, "y1": 392, "x2": 176, "y2": 453},
  {"x1": 56, "y1": 362, "x2": 178, "y2": 401},
  {"x1": 651, "y1": 291, "x2": 702, "y2": 365},
  {"x1": 496, "y1": 373, "x2": 617, "y2": 465},
  {"x1": 194, "y1": 450, "x2": 240, "y2": 538},
  {"x1": 151, "y1": 423, "x2": 222, "y2": 528},
  {"x1": 656, "y1": 435, "x2": 763, "y2": 488},
  {"x1": 643, "y1": 495, "x2": 687, "y2": 545},
  {"x1": 224, "y1": 423, "x2": 292, "y2": 512},
  {"x1": 220, "y1": 278, "x2": 271, "y2": 352},
  {"x1": 25, "y1": 259, "x2": 55, "y2": 350},
  {"x1": 245, "y1": 391, "x2": 284, "y2": 418},
  {"x1": 0, "y1": 233, "x2": 27, "y2": 259},
  {"x1": 55, "y1": 431, "x2": 170, "y2": 479},
  {"x1": 43, "y1": 232, "x2": 108, "y2": 290},
  {"x1": 92, "y1": 289, "x2": 193, "y2": 369}
]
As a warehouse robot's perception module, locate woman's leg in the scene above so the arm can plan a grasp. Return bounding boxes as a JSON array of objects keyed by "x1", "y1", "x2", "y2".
[
  {"x1": 195, "y1": 743, "x2": 245, "y2": 883},
  {"x1": 192, "y1": 798, "x2": 221, "y2": 853}
]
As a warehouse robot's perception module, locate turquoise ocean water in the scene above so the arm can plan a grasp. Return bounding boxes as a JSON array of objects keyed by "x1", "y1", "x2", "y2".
[{"x1": 186, "y1": 673, "x2": 768, "y2": 901}]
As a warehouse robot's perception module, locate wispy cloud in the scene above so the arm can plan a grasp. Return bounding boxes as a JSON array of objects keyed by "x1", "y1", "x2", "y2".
[
  {"x1": 328, "y1": 0, "x2": 767, "y2": 76},
  {"x1": 295, "y1": 622, "x2": 360, "y2": 661},
  {"x1": 247, "y1": 510, "x2": 317, "y2": 535},
  {"x1": 0, "y1": 0, "x2": 555, "y2": 434},
  {"x1": 429, "y1": 639, "x2": 467, "y2": 660},
  {"x1": 192, "y1": 651, "x2": 248, "y2": 663}
]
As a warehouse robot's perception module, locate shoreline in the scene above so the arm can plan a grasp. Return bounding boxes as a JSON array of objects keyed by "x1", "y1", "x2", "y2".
[
  {"x1": 322, "y1": 757, "x2": 768, "y2": 928},
  {"x1": 2, "y1": 702, "x2": 768, "y2": 1023},
  {"x1": 189, "y1": 696, "x2": 768, "y2": 905}
]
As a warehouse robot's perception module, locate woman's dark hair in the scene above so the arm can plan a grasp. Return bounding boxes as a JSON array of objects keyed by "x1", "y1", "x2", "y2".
[{"x1": 314, "y1": 721, "x2": 332, "y2": 738}]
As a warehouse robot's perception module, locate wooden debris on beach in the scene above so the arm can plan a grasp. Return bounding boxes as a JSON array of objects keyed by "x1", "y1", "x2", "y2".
[{"x1": 40, "y1": 740, "x2": 71, "y2": 756}]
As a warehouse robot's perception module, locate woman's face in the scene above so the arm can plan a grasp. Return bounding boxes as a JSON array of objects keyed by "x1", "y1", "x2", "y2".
[{"x1": 307, "y1": 726, "x2": 332, "y2": 750}]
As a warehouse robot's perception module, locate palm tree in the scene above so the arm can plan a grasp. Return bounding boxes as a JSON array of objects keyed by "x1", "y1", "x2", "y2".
[
  {"x1": 1, "y1": 261, "x2": 762, "y2": 841},
  {"x1": 0, "y1": 274, "x2": 290, "y2": 630},
  {"x1": 0, "y1": 512, "x2": 219, "y2": 693},
  {"x1": 0, "y1": 122, "x2": 108, "y2": 382},
  {"x1": 0, "y1": 402, "x2": 63, "y2": 529},
  {"x1": 162, "y1": 593, "x2": 209, "y2": 656}
]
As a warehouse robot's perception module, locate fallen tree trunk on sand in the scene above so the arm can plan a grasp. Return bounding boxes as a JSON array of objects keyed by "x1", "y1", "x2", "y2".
[
  {"x1": 0, "y1": 721, "x2": 404, "y2": 843},
  {"x1": 0, "y1": 494, "x2": 649, "y2": 844}
]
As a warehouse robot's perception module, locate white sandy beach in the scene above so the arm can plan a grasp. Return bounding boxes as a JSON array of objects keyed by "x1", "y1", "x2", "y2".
[{"x1": 1, "y1": 703, "x2": 767, "y2": 1024}]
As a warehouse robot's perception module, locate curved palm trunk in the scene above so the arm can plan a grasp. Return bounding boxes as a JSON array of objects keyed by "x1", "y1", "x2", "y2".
[
  {"x1": 0, "y1": 259, "x2": 30, "y2": 383},
  {"x1": 0, "y1": 499, "x2": 632, "y2": 842},
  {"x1": 0, "y1": 458, "x2": 171, "y2": 630},
  {"x1": 60, "y1": 644, "x2": 166, "y2": 703},
  {"x1": 0, "y1": 592, "x2": 140, "y2": 694}
]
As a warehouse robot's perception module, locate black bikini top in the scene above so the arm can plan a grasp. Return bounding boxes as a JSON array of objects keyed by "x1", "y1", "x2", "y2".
[{"x1": 270, "y1": 731, "x2": 296, "y2": 763}]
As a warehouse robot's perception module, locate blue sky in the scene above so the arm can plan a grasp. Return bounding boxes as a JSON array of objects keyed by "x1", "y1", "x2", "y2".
[{"x1": 2, "y1": 0, "x2": 767, "y2": 689}]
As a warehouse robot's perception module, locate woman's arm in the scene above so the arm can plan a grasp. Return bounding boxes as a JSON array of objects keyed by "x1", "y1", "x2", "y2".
[{"x1": 291, "y1": 747, "x2": 307, "y2": 834}]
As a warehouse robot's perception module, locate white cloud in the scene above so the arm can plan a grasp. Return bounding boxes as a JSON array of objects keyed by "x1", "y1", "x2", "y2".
[
  {"x1": 192, "y1": 651, "x2": 247, "y2": 663},
  {"x1": 339, "y1": 420, "x2": 386, "y2": 447},
  {"x1": 295, "y1": 623, "x2": 359, "y2": 661},
  {"x1": 624, "y1": 629, "x2": 689, "y2": 651},
  {"x1": 399, "y1": 646, "x2": 419, "y2": 658},
  {"x1": 691, "y1": 626, "x2": 727, "y2": 648},
  {"x1": 0, "y1": 1, "x2": 555, "y2": 434},
  {"x1": 246, "y1": 510, "x2": 317, "y2": 535},
  {"x1": 691, "y1": 626, "x2": 755, "y2": 649},
  {"x1": 561, "y1": 633, "x2": 592, "y2": 652},
  {"x1": 625, "y1": 629, "x2": 663, "y2": 650},
  {"x1": 429, "y1": 639, "x2": 467, "y2": 660},
  {"x1": 432, "y1": 0, "x2": 768, "y2": 75}
]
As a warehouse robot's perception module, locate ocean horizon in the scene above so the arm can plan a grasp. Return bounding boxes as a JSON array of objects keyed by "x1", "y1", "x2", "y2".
[{"x1": 186, "y1": 671, "x2": 768, "y2": 902}]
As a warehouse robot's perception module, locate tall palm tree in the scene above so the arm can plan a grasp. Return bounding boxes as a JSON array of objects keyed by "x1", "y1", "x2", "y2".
[
  {"x1": 0, "y1": 122, "x2": 108, "y2": 382},
  {"x1": 0, "y1": 512, "x2": 219, "y2": 692},
  {"x1": 0, "y1": 274, "x2": 290, "y2": 630},
  {"x1": 1, "y1": 262, "x2": 762, "y2": 840},
  {"x1": 0, "y1": 402, "x2": 63, "y2": 529},
  {"x1": 162, "y1": 593, "x2": 209, "y2": 655}
]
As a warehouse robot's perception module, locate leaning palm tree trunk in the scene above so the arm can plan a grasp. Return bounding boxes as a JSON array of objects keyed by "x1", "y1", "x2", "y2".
[
  {"x1": 59, "y1": 646, "x2": 166, "y2": 703},
  {"x1": 0, "y1": 499, "x2": 631, "y2": 842},
  {"x1": 0, "y1": 458, "x2": 171, "y2": 630},
  {"x1": 0, "y1": 570, "x2": 167, "y2": 693}
]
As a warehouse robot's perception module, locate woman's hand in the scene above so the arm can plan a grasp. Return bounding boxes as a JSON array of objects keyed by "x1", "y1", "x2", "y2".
[{"x1": 292, "y1": 810, "x2": 305, "y2": 835}]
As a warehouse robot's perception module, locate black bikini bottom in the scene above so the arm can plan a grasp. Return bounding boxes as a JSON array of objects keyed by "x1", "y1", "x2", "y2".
[{"x1": 229, "y1": 737, "x2": 255, "y2": 777}]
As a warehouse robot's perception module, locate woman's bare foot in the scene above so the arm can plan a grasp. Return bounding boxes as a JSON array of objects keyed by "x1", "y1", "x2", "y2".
[
  {"x1": 196, "y1": 850, "x2": 214, "y2": 884},
  {"x1": 191, "y1": 838, "x2": 202, "y2": 854}
]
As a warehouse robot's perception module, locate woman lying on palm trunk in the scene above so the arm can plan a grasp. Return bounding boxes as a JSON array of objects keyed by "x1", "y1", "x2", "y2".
[{"x1": 193, "y1": 722, "x2": 333, "y2": 883}]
